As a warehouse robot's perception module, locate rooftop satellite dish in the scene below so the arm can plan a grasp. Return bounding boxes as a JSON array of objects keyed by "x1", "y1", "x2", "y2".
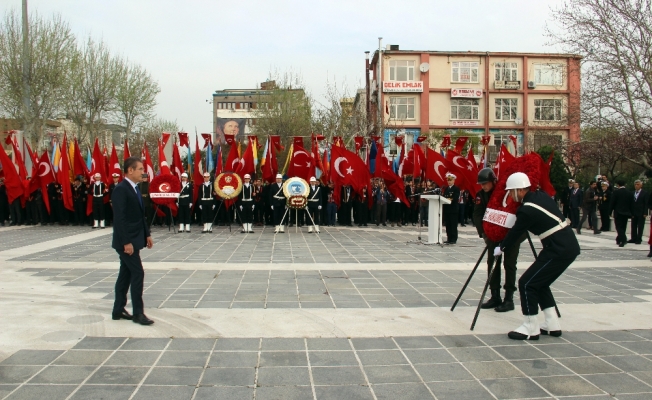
[{"x1": 419, "y1": 63, "x2": 430, "y2": 73}]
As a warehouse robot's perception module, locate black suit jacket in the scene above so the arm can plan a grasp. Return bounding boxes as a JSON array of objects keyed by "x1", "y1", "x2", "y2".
[
  {"x1": 569, "y1": 189, "x2": 582, "y2": 208},
  {"x1": 610, "y1": 187, "x2": 633, "y2": 218},
  {"x1": 111, "y1": 179, "x2": 150, "y2": 251},
  {"x1": 632, "y1": 189, "x2": 649, "y2": 217}
]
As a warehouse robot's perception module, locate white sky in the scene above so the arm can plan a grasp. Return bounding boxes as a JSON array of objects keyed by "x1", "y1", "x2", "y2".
[{"x1": 3, "y1": 0, "x2": 564, "y2": 136}]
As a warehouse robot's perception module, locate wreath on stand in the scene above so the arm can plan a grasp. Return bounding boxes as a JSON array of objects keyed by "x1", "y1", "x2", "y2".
[{"x1": 149, "y1": 174, "x2": 181, "y2": 206}]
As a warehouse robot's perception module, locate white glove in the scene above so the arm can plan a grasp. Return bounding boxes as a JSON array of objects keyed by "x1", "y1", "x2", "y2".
[
  {"x1": 212, "y1": 205, "x2": 215, "y2": 210},
  {"x1": 493, "y1": 247, "x2": 503, "y2": 257},
  {"x1": 189, "y1": 203, "x2": 192, "y2": 208},
  {"x1": 252, "y1": 205, "x2": 255, "y2": 210},
  {"x1": 239, "y1": 206, "x2": 243, "y2": 211},
  {"x1": 318, "y1": 205, "x2": 322, "y2": 210},
  {"x1": 271, "y1": 205, "x2": 274, "y2": 210},
  {"x1": 199, "y1": 205, "x2": 202, "y2": 210}
]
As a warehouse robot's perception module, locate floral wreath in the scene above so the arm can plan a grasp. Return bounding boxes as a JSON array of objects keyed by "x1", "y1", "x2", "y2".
[
  {"x1": 149, "y1": 174, "x2": 181, "y2": 206},
  {"x1": 214, "y1": 172, "x2": 243, "y2": 199}
]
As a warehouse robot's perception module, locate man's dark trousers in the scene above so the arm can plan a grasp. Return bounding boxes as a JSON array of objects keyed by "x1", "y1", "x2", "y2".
[{"x1": 113, "y1": 249, "x2": 144, "y2": 316}]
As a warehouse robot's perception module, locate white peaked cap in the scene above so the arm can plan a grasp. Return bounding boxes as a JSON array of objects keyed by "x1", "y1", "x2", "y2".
[
  {"x1": 181, "y1": 173, "x2": 188, "y2": 177},
  {"x1": 445, "y1": 173, "x2": 456, "y2": 179},
  {"x1": 244, "y1": 174, "x2": 251, "y2": 179},
  {"x1": 310, "y1": 176, "x2": 317, "y2": 181},
  {"x1": 94, "y1": 173, "x2": 101, "y2": 178},
  {"x1": 203, "y1": 172, "x2": 210, "y2": 177},
  {"x1": 276, "y1": 174, "x2": 283, "y2": 179}
]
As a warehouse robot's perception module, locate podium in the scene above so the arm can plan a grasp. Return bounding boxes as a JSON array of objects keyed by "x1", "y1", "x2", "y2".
[{"x1": 421, "y1": 195, "x2": 451, "y2": 244}]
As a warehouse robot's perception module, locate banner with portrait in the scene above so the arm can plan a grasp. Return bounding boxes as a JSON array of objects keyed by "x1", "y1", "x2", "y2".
[{"x1": 216, "y1": 118, "x2": 246, "y2": 145}]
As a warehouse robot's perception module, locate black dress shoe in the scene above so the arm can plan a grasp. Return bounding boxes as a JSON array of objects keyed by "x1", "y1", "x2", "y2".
[
  {"x1": 635, "y1": 241, "x2": 642, "y2": 245},
  {"x1": 112, "y1": 310, "x2": 133, "y2": 320},
  {"x1": 619, "y1": 242, "x2": 625, "y2": 247},
  {"x1": 508, "y1": 331, "x2": 539, "y2": 340},
  {"x1": 627, "y1": 239, "x2": 636, "y2": 243},
  {"x1": 132, "y1": 314, "x2": 154, "y2": 325},
  {"x1": 540, "y1": 328, "x2": 562, "y2": 337}
]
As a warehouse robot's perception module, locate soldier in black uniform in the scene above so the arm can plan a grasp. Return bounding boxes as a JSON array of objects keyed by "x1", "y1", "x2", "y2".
[
  {"x1": 91, "y1": 173, "x2": 107, "y2": 228},
  {"x1": 270, "y1": 174, "x2": 286, "y2": 233},
  {"x1": 474, "y1": 168, "x2": 523, "y2": 313},
  {"x1": 442, "y1": 173, "x2": 460, "y2": 244},
  {"x1": 238, "y1": 174, "x2": 255, "y2": 233},
  {"x1": 107, "y1": 173, "x2": 120, "y2": 226},
  {"x1": 177, "y1": 172, "x2": 192, "y2": 233},
  {"x1": 598, "y1": 181, "x2": 612, "y2": 231},
  {"x1": 495, "y1": 172, "x2": 580, "y2": 340},
  {"x1": 253, "y1": 178, "x2": 264, "y2": 226},
  {"x1": 198, "y1": 172, "x2": 215, "y2": 233},
  {"x1": 340, "y1": 186, "x2": 353, "y2": 226},
  {"x1": 354, "y1": 185, "x2": 368, "y2": 227},
  {"x1": 72, "y1": 176, "x2": 87, "y2": 226},
  {"x1": 48, "y1": 181, "x2": 64, "y2": 225},
  {"x1": 306, "y1": 176, "x2": 322, "y2": 233}
]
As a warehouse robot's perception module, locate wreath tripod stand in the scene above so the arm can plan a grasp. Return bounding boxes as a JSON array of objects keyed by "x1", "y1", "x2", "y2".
[{"x1": 450, "y1": 232, "x2": 560, "y2": 330}]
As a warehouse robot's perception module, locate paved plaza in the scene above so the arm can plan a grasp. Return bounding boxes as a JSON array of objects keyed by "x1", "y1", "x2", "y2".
[{"x1": 1, "y1": 224, "x2": 652, "y2": 399}]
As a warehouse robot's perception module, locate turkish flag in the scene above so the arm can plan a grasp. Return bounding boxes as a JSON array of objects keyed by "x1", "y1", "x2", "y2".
[
  {"x1": 142, "y1": 142, "x2": 155, "y2": 181},
  {"x1": 0, "y1": 144, "x2": 24, "y2": 204},
  {"x1": 374, "y1": 141, "x2": 391, "y2": 178},
  {"x1": 378, "y1": 162, "x2": 410, "y2": 207},
  {"x1": 467, "y1": 147, "x2": 480, "y2": 185},
  {"x1": 123, "y1": 138, "x2": 131, "y2": 161},
  {"x1": 425, "y1": 148, "x2": 450, "y2": 188},
  {"x1": 354, "y1": 136, "x2": 364, "y2": 153},
  {"x1": 262, "y1": 139, "x2": 276, "y2": 183},
  {"x1": 192, "y1": 136, "x2": 203, "y2": 211},
  {"x1": 441, "y1": 135, "x2": 451, "y2": 148},
  {"x1": 320, "y1": 149, "x2": 329, "y2": 183},
  {"x1": 10, "y1": 140, "x2": 28, "y2": 180},
  {"x1": 413, "y1": 143, "x2": 426, "y2": 179},
  {"x1": 447, "y1": 149, "x2": 479, "y2": 194},
  {"x1": 58, "y1": 135, "x2": 74, "y2": 212},
  {"x1": 235, "y1": 139, "x2": 255, "y2": 178},
  {"x1": 293, "y1": 137, "x2": 304, "y2": 148},
  {"x1": 157, "y1": 139, "x2": 171, "y2": 175},
  {"x1": 171, "y1": 143, "x2": 185, "y2": 180},
  {"x1": 287, "y1": 144, "x2": 312, "y2": 181},
  {"x1": 73, "y1": 139, "x2": 90, "y2": 179},
  {"x1": 330, "y1": 144, "x2": 371, "y2": 194},
  {"x1": 109, "y1": 143, "x2": 122, "y2": 180},
  {"x1": 35, "y1": 151, "x2": 54, "y2": 213},
  {"x1": 332, "y1": 137, "x2": 343, "y2": 147},
  {"x1": 161, "y1": 132, "x2": 172, "y2": 148},
  {"x1": 90, "y1": 139, "x2": 107, "y2": 183},
  {"x1": 494, "y1": 144, "x2": 516, "y2": 180},
  {"x1": 224, "y1": 143, "x2": 240, "y2": 172},
  {"x1": 177, "y1": 132, "x2": 189, "y2": 147},
  {"x1": 201, "y1": 133, "x2": 212, "y2": 149},
  {"x1": 454, "y1": 137, "x2": 468, "y2": 153}
]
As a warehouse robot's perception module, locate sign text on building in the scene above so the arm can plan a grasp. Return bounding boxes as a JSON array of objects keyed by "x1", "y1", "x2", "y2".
[
  {"x1": 494, "y1": 81, "x2": 521, "y2": 90},
  {"x1": 451, "y1": 120, "x2": 479, "y2": 126},
  {"x1": 383, "y1": 81, "x2": 424, "y2": 92},
  {"x1": 451, "y1": 88, "x2": 483, "y2": 98}
]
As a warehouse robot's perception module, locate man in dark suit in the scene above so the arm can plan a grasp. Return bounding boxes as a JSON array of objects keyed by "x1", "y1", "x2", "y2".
[
  {"x1": 111, "y1": 157, "x2": 154, "y2": 325},
  {"x1": 568, "y1": 182, "x2": 582, "y2": 228},
  {"x1": 442, "y1": 173, "x2": 460, "y2": 244},
  {"x1": 610, "y1": 180, "x2": 633, "y2": 247},
  {"x1": 629, "y1": 180, "x2": 648, "y2": 244},
  {"x1": 561, "y1": 179, "x2": 574, "y2": 221}
]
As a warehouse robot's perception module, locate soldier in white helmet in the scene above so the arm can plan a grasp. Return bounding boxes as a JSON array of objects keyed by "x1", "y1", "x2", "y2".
[
  {"x1": 306, "y1": 176, "x2": 322, "y2": 233},
  {"x1": 177, "y1": 173, "x2": 192, "y2": 233},
  {"x1": 238, "y1": 174, "x2": 255, "y2": 233},
  {"x1": 269, "y1": 174, "x2": 286, "y2": 233},
  {"x1": 91, "y1": 173, "x2": 108, "y2": 229},
  {"x1": 198, "y1": 172, "x2": 215, "y2": 233},
  {"x1": 494, "y1": 172, "x2": 580, "y2": 341}
]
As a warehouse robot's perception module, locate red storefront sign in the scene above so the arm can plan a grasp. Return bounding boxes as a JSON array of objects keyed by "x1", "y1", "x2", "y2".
[{"x1": 451, "y1": 88, "x2": 483, "y2": 98}]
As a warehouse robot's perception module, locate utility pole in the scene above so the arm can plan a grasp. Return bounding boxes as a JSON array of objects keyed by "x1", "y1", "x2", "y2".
[{"x1": 22, "y1": 0, "x2": 31, "y2": 145}]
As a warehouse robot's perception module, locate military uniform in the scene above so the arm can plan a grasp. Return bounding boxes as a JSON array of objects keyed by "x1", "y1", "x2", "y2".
[
  {"x1": 340, "y1": 186, "x2": 353, "y2": 226},
  {"x1": 238, "y1": 181, "x2": 255, "y2": 233},
  {"x1": 306, "y1": 180, "x2": 322, "y2": 233},
  {"x1": 72, "y1": 182, "x2": 87, "y2": 225},
  {"x1": 91, "y1": 181, "x2": 108, "y2": 228},
  {"x1": 198, "y1": 181, "x2": 215, "y2": 233},
  {"x1": 177, "y1": 180, "x2": 193, "y2": 232},
  {"x1": 269, "y1": 179, "x2": 286, "y2": 233},
  {"x1": 253, "y1": 183, "x2": 264, "y2": 225},
  {"x1": 48, "y1": 182, "x2": 64, "y2": 225},
  {"x1": 442, "y1": 183, "x2": 460, "y2": 244}
]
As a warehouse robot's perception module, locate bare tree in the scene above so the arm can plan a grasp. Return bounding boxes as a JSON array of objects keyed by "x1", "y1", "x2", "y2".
[
  {"x1": 546, "y1": 0, "x2": 652, "y2": 169},
  {"x1": 0, "y1": 10, "x2": 77, "y2": 149},
  {"x1": 114, "y1": 62, "x2": 160, "y2": 143},
  {"x1": 133, "y1": 117, "x2": 179, "y2": 168}
]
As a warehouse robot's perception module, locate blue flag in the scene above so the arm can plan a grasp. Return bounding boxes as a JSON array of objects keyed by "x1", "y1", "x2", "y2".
[
  {"x1": 206, "y1": 141, "x2": 214, "y2": 173},
  {"x1": 368, "y1": 141, "x2": 377, "y2": 174}
]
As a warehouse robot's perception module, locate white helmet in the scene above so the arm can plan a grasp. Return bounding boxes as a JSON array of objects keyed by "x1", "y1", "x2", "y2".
[
  {"x1": 505, "y1": 172, "x2": 531, "y2": 190},
  {"x1": 244, "y1": 174, "x2": 251, "y2": 179}
]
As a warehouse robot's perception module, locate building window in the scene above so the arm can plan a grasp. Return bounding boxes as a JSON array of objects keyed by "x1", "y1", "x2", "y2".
[
  {"x1": 533, "y1": 134, "x2": 562, "y2": 150},
  {"x1": 389, "y1": 97, "x2": 415, "y2": 120},
  {"x1": 451, "y1": 62, "x2": 479, "y2": 83},
  {"x1": 450, "y1": 99, "x2": 479, "y2": 120},
  {"x1": 389, "y1": 60, "x2": 415, "y2": 81},
  {"x1": 495, "y1": 99, "x2": 518, "y2": 121},
  {"x1": 240, "y1": 102, "x2": 251, "y2": 110},
  {"x1": 534, "y1": 64, "x2": 563, "y2": 85},
  {"x1": 534, "y1": 99, "x2": 563, "y2": 121},
  {"x1": 495, "y1": 62, "x2": 518, "y2": 81},
  {"x1": 218, "y1": 102, "x2": 236, "y2": 110}
]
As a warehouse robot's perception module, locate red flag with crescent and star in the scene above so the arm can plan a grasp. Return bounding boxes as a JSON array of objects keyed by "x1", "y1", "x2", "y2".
[
  {"x1": 177, "y1": 132, "x2": 189, "y2": 148},
  {"x1": 287, "y1": 143, "x2": 312, "y2": 181},
  {"x1": 0, "y1": 143, "x2": 24, "y2": 204},
  {"x1": 35, "y1": 151, "x2": 54, "y2": 213},
  {"x1": 224, "y1": 142, "x2": 240, "y2": 172},
  {"x1": 446, "y1": 149, "x2": 480, "y2": 194},
  {"x1": 171, "y1": 143, "x2": 184, "y2": 181},
  {"x1": 329, "y1": 144, "x2": 370, "y2": 194},
  {"x1": 425, "y1": 148, "x2": 451, "y2": 188},
  {"x1": 141, "y1": 142, "x2": 155, "y2": 182},
  {"x1": 109, "y1": 143, "x2": 122, "y2": 180}
]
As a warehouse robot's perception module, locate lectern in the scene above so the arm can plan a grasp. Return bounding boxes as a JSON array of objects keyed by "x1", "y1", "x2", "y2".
[{"x1": 421, "y1": 195, "x2": 451, "y2": 244}]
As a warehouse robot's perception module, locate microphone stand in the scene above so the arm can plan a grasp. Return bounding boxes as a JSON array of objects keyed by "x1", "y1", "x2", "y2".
[{"x1": 406, "y1": 190, "x2": 440, "y2": 245}]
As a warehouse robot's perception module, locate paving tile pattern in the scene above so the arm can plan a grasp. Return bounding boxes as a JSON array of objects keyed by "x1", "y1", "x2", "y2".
[
  {"x1": 0, "y1": 225, "x2": 88, "y2": 251},
  {"x1": 20, "y1": 266, "x2": 652, "y2": 309},
  {"x1": 10, "y1": 225, "x2": 645, "y2": 263},
  {"x1": 2, "y1": 332, "x2": 652, "y2": 399}
]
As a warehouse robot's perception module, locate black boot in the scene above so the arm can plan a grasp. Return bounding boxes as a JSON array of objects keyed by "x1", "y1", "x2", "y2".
[
  {"x1": 495, "y1": 290, "x2": 515, "y2": 312},
  {"x1": 481, "y1": 289, "x2": 502, "y2": 309},
  {"x1": 648, "y1": 245, "x2": 652, "y2": 258}
]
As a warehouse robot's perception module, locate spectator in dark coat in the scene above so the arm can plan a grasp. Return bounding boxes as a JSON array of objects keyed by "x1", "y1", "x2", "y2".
[
  {"x1": 629, "y1": 180, "x2": 649, "y2": 244},
  {"x1": 568, "y1": 181, "x2": 583, "y2": 228},
  {"x1": 610, "y1": 180, "x2": 633, "y2": 247}
]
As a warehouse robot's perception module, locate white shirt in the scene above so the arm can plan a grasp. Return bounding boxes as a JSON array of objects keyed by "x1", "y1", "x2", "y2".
[{"x1": 124, "y1": 177, "x2": 138, "y2": 194}]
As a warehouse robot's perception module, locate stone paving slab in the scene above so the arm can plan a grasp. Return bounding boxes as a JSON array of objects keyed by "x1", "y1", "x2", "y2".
[
  {"x1": 9, "y1": 224, "x2": 648, "y2": 263},
  {"x1": 2, "y1": 333, "x2": 652, "y2": 399},
  {"x1": 0, "y1": 225, "x2": 89, "y2": 251},
  {"x1": 19, "y1": 266, "x2": 652, "y2": 310}
]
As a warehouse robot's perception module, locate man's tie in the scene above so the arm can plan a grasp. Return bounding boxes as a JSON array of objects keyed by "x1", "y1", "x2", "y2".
[{"x1": 135, "y1": 185, "x2": 143, "y2": 208}]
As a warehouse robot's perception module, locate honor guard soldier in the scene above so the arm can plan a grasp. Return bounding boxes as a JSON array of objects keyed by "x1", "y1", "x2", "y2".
[
  {"x1": 47, "y1": 181, "x2": 63, "y2": 225},
  {"x1": 238, "y1": 174, "x2": 255, "y2": 233},
  {"x1": 307, "y1": 176, "x2": 322, "y2": 233},
  {"x1": 253, "y1": 178, "x2": 264, "y2": 226},
  {"x1": 494, "y1": 172, "x2": 580, "y2": 340},
  {"x1": 107, "y1": 173, "x2": 120, "y2": 226},
  {"x1": 91, "y1": 173, "x2": 108, "y2": 228},
  {"x1": 72, "y1": 176, "x2": 87, "y2": 226},
  {"x1": 442, "y1": 173, "x2": 460, "y2": 244},
  {"x1": 474, "y1": 168, "x2": 523, "y2": 313},
  {"x1": 177, "y1": 173, "x2": 192, "y2": 233},
  {"x1": 198, "y1": 172, "x2": 215, "y2": 233},
  {"x1": 270, "y1": 174, "x2": 286, "y2": 233}
]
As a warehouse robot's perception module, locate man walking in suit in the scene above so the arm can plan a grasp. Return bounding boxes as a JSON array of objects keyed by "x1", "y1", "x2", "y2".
[
  {"x1": 629, "y1": 180, "x2": 648, "y2": 244},
  {"x1": 611, "y1": 180, "x2": 633, "y2": 247},
  {"x1": 111, "y1": 157, "x2": 154, "y2": 325},
  {"x1": 569, "y1": 182, "x2": 582, "y2": 228}
]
